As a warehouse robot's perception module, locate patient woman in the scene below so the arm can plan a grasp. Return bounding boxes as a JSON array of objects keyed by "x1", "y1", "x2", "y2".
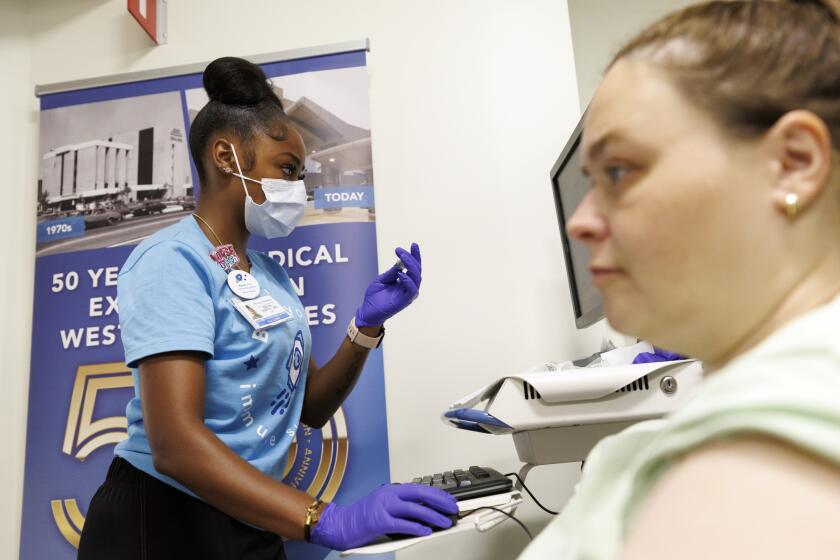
[{"x1": 518, "y1": 1, "x2": 840, "y2": 559}]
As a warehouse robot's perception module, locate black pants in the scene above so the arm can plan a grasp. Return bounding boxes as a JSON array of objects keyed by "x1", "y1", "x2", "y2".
[{"x1": 77, "y1": 457, "x2": 286, "y2": 560}]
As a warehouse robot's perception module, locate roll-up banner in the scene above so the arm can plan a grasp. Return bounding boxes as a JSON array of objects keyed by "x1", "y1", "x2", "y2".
[{"x1": 21, "y1": 42, "x2": 392, "y2": 560}]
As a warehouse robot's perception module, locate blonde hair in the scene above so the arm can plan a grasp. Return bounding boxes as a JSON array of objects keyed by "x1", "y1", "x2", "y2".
[{"x1": 612, "y1": 1, "x2": 840, "y2": 147}]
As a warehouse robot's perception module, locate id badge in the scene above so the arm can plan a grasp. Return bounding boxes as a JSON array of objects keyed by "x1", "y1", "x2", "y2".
[{"x1": 232, "y1": 294, "x2": 293, "y2": 331}]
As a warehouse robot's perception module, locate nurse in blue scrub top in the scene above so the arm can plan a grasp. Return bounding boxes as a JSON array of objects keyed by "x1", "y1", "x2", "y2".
[{"x1": 77, "y1": 57, "x2": 457, "y2": 560}]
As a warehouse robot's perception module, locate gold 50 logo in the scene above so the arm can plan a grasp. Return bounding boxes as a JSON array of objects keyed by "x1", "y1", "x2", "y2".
[
  {"x1": 282, "y1": 408, "x2": 349, "y2": 501},
  {"x1": 51, "y1": 362, "x2": 349, "y2": 549},
  {"x1": 52, "y1": 362, "x2": 133, "y2": 548}
]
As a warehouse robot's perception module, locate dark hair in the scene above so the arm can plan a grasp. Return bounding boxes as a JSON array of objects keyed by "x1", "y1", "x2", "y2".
[
  {"x1": 188, "y1": 57, "x2": 287, "y2": 182},
  {"x1": 611, "y1": 0, "x2": 840, "y2": 147}
]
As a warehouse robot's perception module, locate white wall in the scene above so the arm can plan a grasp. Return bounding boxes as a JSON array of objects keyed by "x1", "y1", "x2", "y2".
[
  {"x1": 568, "y1": 0, "x2": 698, "y2": 112},
  {"x1": 0, "y1": 0, "x2": 36, "y2": 557},
  {"x1": 5, "y1": 0, "x2": 609, "y2": 558}
]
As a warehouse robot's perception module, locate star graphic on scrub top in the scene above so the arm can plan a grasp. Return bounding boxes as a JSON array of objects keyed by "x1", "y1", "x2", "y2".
[{"x1": 244, "y1": 355, "x2": 259, "y2": 370}]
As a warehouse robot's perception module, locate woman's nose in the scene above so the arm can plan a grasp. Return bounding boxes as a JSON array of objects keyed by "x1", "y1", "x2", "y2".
[{"x1": 566, "y1": 192, "x2": 608, "y2": 243}]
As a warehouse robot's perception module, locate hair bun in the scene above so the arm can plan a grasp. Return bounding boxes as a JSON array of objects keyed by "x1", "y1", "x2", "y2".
[
  {"x1": 818, "y1": 0, "x2": 840, "y2": 22},
  {"x1": 791, "y1": 0, "x2": 840, "y2": 23},
  {"x1": 203, "y1": 57, "x2": 273, "y2": 105}
]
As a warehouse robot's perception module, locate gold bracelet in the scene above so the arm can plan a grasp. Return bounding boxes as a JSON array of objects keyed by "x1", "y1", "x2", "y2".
[{"x1": 304, "y1": 499, "x2": 324, "y2": 542}]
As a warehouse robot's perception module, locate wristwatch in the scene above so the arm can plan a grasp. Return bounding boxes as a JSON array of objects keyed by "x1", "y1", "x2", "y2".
[
  {"x1": 346, "y1": 316, "x2": 385, "y2": 348},
  {"x1": 304, "y1": 499, "x2": 327, "y2": 542}
]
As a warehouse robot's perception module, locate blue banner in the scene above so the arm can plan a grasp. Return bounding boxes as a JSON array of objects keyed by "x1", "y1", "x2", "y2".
[{"x1": 22, "y1": 49, "x2": 390, "y2": 560}]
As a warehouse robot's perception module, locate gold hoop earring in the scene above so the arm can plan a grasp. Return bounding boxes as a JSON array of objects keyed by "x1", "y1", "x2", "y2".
[{"x1": 784, "y1": 192, "x2": 800, "y2": 217}]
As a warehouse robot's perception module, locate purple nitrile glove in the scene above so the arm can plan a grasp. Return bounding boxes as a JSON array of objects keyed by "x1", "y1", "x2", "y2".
[
  {"x1": 632, "y1": 347, "x2": 686, "y2": 364},
  {"x1": 355, "y1": 243, "x2": 422, "y2": 327},
  {"x1": 310, "y1": 483, "x2": 458, "y2": 551}
]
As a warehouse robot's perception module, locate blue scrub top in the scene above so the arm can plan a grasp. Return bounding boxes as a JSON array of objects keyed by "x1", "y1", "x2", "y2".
[{"x1": 114, "y1": 216, "x2": 312, "y2": 497}]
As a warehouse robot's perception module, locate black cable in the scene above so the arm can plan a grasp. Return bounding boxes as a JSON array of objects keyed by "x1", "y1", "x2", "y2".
[
  {"x1": 504, "y1": 472, "x2": 559, "y2": 515},
  {"x1": 458, "y1": 506, "x2": 533, "y2": 541}
]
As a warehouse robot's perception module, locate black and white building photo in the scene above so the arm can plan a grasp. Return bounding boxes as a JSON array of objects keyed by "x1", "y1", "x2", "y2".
[{"x1": 37, "y1": 91, "x2": 193, "y2": 256}]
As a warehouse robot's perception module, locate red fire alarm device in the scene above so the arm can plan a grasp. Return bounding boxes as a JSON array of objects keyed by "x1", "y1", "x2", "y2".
[{"x1": 127, "y1": 0, "x2": 167, "y2": 45}]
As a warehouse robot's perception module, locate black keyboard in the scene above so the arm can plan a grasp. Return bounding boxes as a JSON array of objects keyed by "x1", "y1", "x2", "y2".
[{"x1": 410, "y1": 466, "x2": 512, "y2": 501}]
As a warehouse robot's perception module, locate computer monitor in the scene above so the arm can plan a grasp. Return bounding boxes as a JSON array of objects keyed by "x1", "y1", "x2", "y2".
[{"x1": 550, "y1": 112, "x2": 604, "y2": 329}]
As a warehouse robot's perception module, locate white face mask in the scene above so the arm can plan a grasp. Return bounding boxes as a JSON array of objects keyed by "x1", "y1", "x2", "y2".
[{"x1": 230, "y1": 144, "x2": 307, "y2": 238}]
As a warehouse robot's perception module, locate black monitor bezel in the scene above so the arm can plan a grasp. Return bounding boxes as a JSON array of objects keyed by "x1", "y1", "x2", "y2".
[{"x1": 549, "y1": 112, "x2": 604, "y2": 329}]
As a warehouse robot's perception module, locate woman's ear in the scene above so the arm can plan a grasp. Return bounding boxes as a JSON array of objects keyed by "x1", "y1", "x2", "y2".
[
  {"x1": 766, "y1": 110, "x2": 832, "y2": 218},
  {"x1": 210, "y1": 138, "x2": 236, "y2": 175}
]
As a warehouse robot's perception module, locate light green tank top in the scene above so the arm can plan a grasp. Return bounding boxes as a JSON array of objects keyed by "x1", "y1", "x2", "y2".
[{"x1": 518, "y1": 295, "x2": 840, "y2": 559}]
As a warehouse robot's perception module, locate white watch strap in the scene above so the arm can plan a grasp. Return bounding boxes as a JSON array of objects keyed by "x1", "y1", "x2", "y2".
[{"x1": 347, "y1": 316, "x2": 384, "y2": 348}]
